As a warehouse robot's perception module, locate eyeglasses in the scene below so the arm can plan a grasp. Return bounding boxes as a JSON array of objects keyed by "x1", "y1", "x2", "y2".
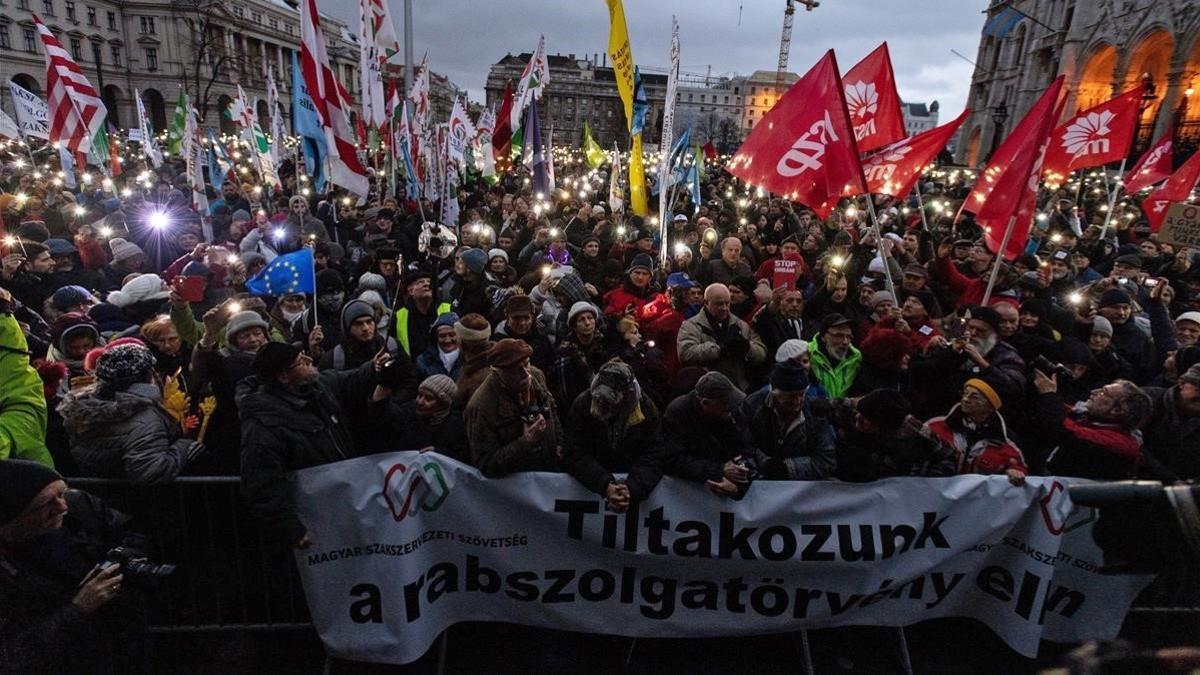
[{"x1": 288, "y1": 354, "x2": 313, "y2": 370}]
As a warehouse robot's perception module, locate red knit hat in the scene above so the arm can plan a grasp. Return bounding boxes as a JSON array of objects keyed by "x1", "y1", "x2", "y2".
[{"x1": 860, "y1": 328, "x2": 910, "y2": 372}]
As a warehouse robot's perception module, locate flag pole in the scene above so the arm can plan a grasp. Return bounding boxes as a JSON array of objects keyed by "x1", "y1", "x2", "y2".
[
  {"x1": 310, "y1": 244, "x2": 320, "y2": 329},
  {"x1": 1098, "y1": 158, "x2": 1128, "y2": 240},
  {"x1": 980, "y1": 214, "x2": 1017, "y2": 305},
  {"x1": 864, "y1": 196, "x2": 898, "y2": 301},
  {"x1": 912, "y1": 184, "x2": 930, "y2": 231}
]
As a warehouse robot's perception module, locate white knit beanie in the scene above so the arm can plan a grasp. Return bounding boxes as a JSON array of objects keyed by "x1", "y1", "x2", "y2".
[
  {"x1": 109, "y1": 237, "x2": 144, "y2": 264},
  {"x1": 106, "y1": 274, "x2": 169, "y2": 308},
  {"x1": 567, "y1": 301, "x2": 598, "y2": 326}
]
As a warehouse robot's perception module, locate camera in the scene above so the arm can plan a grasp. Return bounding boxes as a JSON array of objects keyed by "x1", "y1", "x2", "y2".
[
  {"x1": 520, "y1": 404, "x2": 548, "y2": 425},
  {"x1": 1031, "y1": 354, "x2": 1072, "y2": 381},
  {"x1": 104, "y1": 546, "x2": 176, "y2": 580}
]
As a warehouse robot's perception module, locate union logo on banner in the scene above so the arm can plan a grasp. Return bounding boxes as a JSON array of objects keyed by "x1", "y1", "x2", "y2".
[
  {"x1": 845, "y1": 81, "x2": 879, "y2": 142},
  {"x1": 775, "y1": 109, "x2": 842, "y2": 178},
  {"x1": 382, "y1": 457, "x2": 450, "y2": 522},
  {"x1": 1061, "y1": 111, "x2": 1115, "y2": 159},
  {"x1": 862, "y1": 140, "x2": 913, "y2": 184}
]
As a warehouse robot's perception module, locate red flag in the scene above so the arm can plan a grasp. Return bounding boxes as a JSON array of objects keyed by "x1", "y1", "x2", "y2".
[
  {"x1": 702, "y1": 140, "x2": 718, "y2": 161},
  {"x1": 1124, "y1": 124, "x2": 1174, "y2": 193},
  {"x1": 1041, "y1": 85, "x2": 1143, "y2": 185},
  {"x1": 300, "y1": 0, "x2": 368, "y2": 195},
  {"x1": 728, "y1": 50, "x2": 865, "y2": 219},
  {"x1": 493, "y1": 81, "x2": 515, "y2": 157},
  {"x1": 843, "y1": 43, "x2": 907, "y2": 154},
  {"x1": 967, "y1": 76, "x2": 1065, "y2": 261},
  {"x1": 1143, "y1": 148, "x2": 1200, "y2": 232},
  {"x1": 863, "y1": 108, "x2": 969, "y2": 197}
]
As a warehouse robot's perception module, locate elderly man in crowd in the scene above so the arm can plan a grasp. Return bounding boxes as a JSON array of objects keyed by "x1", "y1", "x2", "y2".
[{"x1": 677, "y1": 283, "x2": 766, "y2": 391}]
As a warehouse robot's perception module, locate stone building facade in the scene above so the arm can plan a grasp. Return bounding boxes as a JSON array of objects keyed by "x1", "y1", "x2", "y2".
[{"x1": 957, "y1": 0, "x2": 1200, "y2": 167}]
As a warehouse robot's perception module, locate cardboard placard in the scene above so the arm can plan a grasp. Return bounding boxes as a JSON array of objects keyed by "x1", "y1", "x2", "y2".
[
  {"x1": 772, "y1": 259, "x2": 798, "y2": 290},
  {"x1": 1158, "y1": 203, "x2": 1200, "y2": 249}
]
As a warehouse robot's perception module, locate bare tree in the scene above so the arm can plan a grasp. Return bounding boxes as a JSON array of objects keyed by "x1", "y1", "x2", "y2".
[{"x1": 170, "y1": 0, "x2": 249, "y2": 122}]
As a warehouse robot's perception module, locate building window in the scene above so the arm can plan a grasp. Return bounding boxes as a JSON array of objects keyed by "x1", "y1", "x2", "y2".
[
  {"x1": 700, "y1": 94, "x2": 706, "y2": 102},
  {"x1": 106, "y1": 10, "x2": 115, "y2": 30},
  {"x1": 285, "y1": 23, "x2": 293, "y2": 35},
  {"x1": 232, "y1": 6, "x2": 243, "y2": 17},
  {"x1": 145, "y1": 47, "x2": 157, "y2": 70},
  {"x1": 139, "y1": 16, "x2": 155, "y2": 34},
  {"x1": 65, "y1": 1, "x2": 75, "y2": 20},
  {"x1": 0, "y1": 23, "x2": 9, "y2": 50},
  {"x1": 42, "y1": 0, "x2": 54, "y2": 16},
  {"x1": 750, "y1": 98, "x2": 755, "y2": 106},
  {"x1": 751, "y1": 86, "x2": 757, "y2": 94},
  {"x1": 724, "y1": 96, "x2": 729, "y2": 104},
  {"x1": 251, "y1": 11, "x2": 261, "y2": 23},
  {"x1": 70, "y1": 36, "x2": 81, "y2": 59},
  {"x1": 268, "y1": 17, "x2": 278, "y2": 30},
  {"x1": 110, "y1": 44, "x2": 119, "y2": 65},
  {"x1": 22, "y1": 26, "x2": 34, "y2": 51},
  {"x1": 87, "y1": 6, "x2": 95, "y2": 25},
  {"x1": 18, "y1": 0, "x2": 29, "y2": 8},
  {"x1": 687, "y1": 93, "x2": 693, "y2": 102}
]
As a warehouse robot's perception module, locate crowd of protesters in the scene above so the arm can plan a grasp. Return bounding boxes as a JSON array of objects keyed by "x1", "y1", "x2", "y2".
[{"x1": 2, "y1": 151, "x2": 1200, "y2": 670}]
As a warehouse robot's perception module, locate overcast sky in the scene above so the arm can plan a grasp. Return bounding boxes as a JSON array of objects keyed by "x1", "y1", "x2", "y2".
[{"x1": 323, "y1": 0, "x2": 985, "y2": 117}]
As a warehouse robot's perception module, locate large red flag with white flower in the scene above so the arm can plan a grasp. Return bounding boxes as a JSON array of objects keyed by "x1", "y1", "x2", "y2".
[
  {"x1": 300, "y1": 0, "x2": 369, "y2": 196},
  {"x1": 33, "y1": 15, "x2": 106, "y2": 166},
  {"x1": 1040, "y1": 85, "x2": 1142, "y2": 186},
  {"x1": 862, "y1": 108, "x2": 969, "y2": 197},
  {"x1": 842, "y1": 42, "x2": 908, "y2": 154},
  {"x1": 967, "y1": 76, "x2": 1065, "y2": 261},
  {"x1": 1143, "y1": 148, "x2": 1200, "y2": 232},
  {"x1": 1124, "y1": 124, "x2": 1174, "y2": 194},
  {"x1": 728, "y1": 50, "x2": 866, "y2": 219}
]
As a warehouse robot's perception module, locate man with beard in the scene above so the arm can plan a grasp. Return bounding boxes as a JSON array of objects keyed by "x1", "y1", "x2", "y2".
[
  {"x1": 754, "y1": 285, "x2": 807, "y2": 359},
  {"x1": 1, "y1": 242, "x2": 57, "y2": 312},
  {"x1": 1140, "y1": 364, "x2": 1200, "y2": 481},
  {"x1": 807, "y1": 313, "x2": 861, "y2": 399},
  {"x1": 240, "y1": 342, "x2": 386, "y2": 547},
  {"x1": 1032, "y1": 370, "x2": 1151, "y2": 480},
  {"x1": 677, "y1": 283, "x2": 766, "y2": 392},
  {"x1": 912, "y1": 305, "x2": 1026, "y2": 417}
]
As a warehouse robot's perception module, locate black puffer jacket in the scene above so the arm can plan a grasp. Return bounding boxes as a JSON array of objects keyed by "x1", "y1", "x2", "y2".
[
  {"x1": 237, "y1": 362, "x2": 378, "y2": 545},
  {"x1": 561, "y1": 390, "x2": 673, "y2": 501}
]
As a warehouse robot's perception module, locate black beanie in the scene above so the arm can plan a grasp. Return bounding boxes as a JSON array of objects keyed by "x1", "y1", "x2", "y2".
[
  {"x1": 857, "y1": 389, "x2": 910, "y2": 431},
  {"x1": 0, "y1": 460, "x2": 63, "y2": 525},
  {"x1": 252, "y1": 341, "x2": 303, "y2": 380},
  {"x1": 769, "y1": 360, "x2": 810, "y2": 392},
  {"x1": 316, "y1": 268, "x2": 345, "y2": 294}
]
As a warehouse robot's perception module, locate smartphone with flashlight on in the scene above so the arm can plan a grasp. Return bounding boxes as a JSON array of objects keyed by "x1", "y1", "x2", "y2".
[{"x1": 172, "y1": 275, "x2": 207, "y2": 303}]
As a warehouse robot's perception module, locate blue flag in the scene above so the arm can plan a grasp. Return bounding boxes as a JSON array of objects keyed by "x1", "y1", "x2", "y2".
[
  {"x1": 245, "y1": 247, "x2": 316, "y2": 297},
  {"x1": 631, "y1": 67, "x2": 648, "y2": 137},
  {"x1": 687, "y1": 146, "x2": 702, "y2": 214},
  {"x1": 526, "y1": 98, "x2": 549, "y2": 196},
  {"x1": 292, "y1": 52, "x2": 327, "y2": 193}
]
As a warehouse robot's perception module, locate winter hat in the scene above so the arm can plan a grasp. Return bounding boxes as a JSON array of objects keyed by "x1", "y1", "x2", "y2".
[
  {"x1": 628, "y1": 253, "x2": 654, "y2": 274},
  {"x1": 418, "y1": 374, "x2": 457, "y2": 407},
  {"x1": 1175, "y1": 311, "x2": 1200, "y2": 327},
  {"x1": 964, "y1": 378, "x2": 1002, "y2": 410},
  {"x1": 455, "y1": 313, "x2": 492, "y2": 343},
  {"x1": 430, "y1": 311, "x2": 460, "y2": 335},
  {"x1": 316, "y1": 268, "x2": 345, "y2": 295},
  {"x1": 358, "y1": 290, "x2": 386, "y2": 314},
  {"x1": 488, "y1": 248, "x2": 509, "y2": 263},
  {"x1": 591, "y1": 205, "x2": 607, "y2": 217},
  {"x1": 15, "y1": 221, "x2": 50, "y2": 243},
  {"x1": 95, "y1": 342, "x2": 157, "y2": 390},
  {"x1": 775, "y1": 338, "x2": 809, "y2": 363},
  {"x1": 1051, "y1": 338, "x2": 1096, "y2": 368},
  {"x1": 729, "y1": 275, "x2": 757, "y2": 299},
  {"x1": 107, "y1": 274, "x2": 170, "y2": 308},
  {"x1": 226, "y1": 310, "x2": 270, "y2": 342},
  {"x1": 0, "y1": 460, "x2": 63, "y2": 526},
  {"x1": 231, "y1": 209, "x2": 252, "y2": 223},
  {"x1": 44, "y1": 238, "x2": 77, "y2": 256},
  {"x1": 240, "y1": 251, "x2": 267, "y2": 269},
  {"x1": 861, "y1": 328, "x2": 910, "y2": 371},
  {"x1": 666, "y1": 272, "x2": 695, "y2": 289},
  {"x1": 832, "y1": 231, "x2": 853, "y2": 247},
  {"x1": 856, "y1": 389, "x2": 910, "y2": 430},
  {"x1": 253, "y1": 341, "x2": 303, "y2": 380},
  {"x1": 1113, "y1": 254, "x2": 1143, "y2": 269},
  {"x1": 1176, "y1": 346, "x2": 1200, "y2": 375},
  {"x1": 340, "y1": 299, "x2": 376, "y2": 332},
  {"x1": 695, "y1": 371, "x2": 744, "y2": 406},
  {"x1": 963, "y1": 305, "x2": 1003, "y2": 334},
  {"x1": 867, "y1": 257, "x2": 887, "y2": 275},
  {"x1": 769, "y1": 360, "x2": 809, "y2": 392},
  {"x1": 50, "y1": 285, "x2": 94, "y2": 313},
  {"x1": 1179, "y1": 363, "x2": 1200, "y2": 388},
  {"x1": 356, "y1": 272, "x2": 387, "y2": 294},
  {"x1": 821, "y1": 313, "x2": 854, "y2": 333},
  {"x1": 589, "y1": 359, "x2": 635, "y2": 407},
  {"x1": 402, "y1": 264, "x2": 434, "y2": 288},
  {"x1": 504, "y1": 294, "x2": 534, "y2": 317},
  {"x1": 488, "y1": 338, "x2": 533, "y2": 368},
  {"x1": 461, "y1": 248, "x2": 488, "y2": 275},
  {"x1": 50, "y1": 312, "x2": 100, "y2": 353},
  {"x1": 1098, "y1": 288, "x2": 1132, "y2": 309},
  {"x1": 1091, "y1": 316, "x2": 1114, "y2": 337},
  {"x1": 870, "y1": 290, "x2": 896, "y2": 309},
  {"x1": 109, "y1": 237, "x2": 145, "y2": 263},
  {"x1": 567, "y1": 301, "x2": 598, "y2": 326}
]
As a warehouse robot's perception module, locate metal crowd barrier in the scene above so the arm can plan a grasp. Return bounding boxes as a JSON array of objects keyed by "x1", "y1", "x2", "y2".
[{"x1": 63, "y1": 476, "x2": 1199, "y2": 671}]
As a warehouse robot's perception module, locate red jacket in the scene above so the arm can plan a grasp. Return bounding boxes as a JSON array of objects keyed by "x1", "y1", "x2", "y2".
[
  {"x1": 602, "y1": 284, "x2": 667, "y2": 324},
  {"x1": 926, "y1": 408, "x2": 1028, "y2": 477},
  {"x1": 932, "y1": 255, "x2": 987, "y2": 309}
]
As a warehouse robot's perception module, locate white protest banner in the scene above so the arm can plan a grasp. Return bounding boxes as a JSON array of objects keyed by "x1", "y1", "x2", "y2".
[
  {"x1": 1158, "y1": 203, "x2": 1200, "y2": 249},
  {"x1": 293, "y1": 452, "x2": 1151, "y2": 665},
  {"x1": 7, "y1": 81, "x2": 50, "y2": 140}
]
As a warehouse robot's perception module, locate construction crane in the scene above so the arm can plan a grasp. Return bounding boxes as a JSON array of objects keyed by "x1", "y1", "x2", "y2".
[{"x1": 774, "y1": 0, "x2": 819, "y2": 96}]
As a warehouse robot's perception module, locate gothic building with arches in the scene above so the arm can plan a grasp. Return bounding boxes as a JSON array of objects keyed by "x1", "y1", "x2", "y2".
[{"x1": 956, "y1": 0, "x2": 1200, "y2": 168}]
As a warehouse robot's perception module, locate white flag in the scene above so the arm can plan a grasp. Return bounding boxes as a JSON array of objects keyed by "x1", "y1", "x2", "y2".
[
  {"x1": 446, "y1": 98, "x2": 475, "y2": 169},
  {"x1": 474, "y1": 105, "x2": 497, "y2": 178},
  {"x1": 0, "y1": 107, "x2": 20, "y2": 140},
  {"x1": 135, "y1": 89, "x2": 163, "y2": 168},
  {"x1": 511, "y1": 35, "x2": 549, "y2": 129},
  {"x1": 7, "y1": 81, "x2": 50, "y2": 140},
  {"x1": 267, "y1": 69, "x2": 285, "y2": 167}
]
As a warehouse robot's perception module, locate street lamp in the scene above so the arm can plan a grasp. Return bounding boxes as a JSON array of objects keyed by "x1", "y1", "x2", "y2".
[{"x1": 988, "y1": 102, "x2": 1009, "y2": 159}]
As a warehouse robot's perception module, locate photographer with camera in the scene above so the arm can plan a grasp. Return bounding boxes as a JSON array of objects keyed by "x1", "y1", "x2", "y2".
[
  {"x1": 0, "y1": 460, "x2": 154, "y2": 672},
  {"x1": 911, "y1": 304, "x2": 1026, "y2": 416}
]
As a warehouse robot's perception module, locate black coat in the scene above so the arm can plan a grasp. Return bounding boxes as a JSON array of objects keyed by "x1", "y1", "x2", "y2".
[
  {"x1": 1139, "y1": 386, "x2": 1200, "y2": 482},
  {"x1": 741, "y1": 388, "x2": 837, "y2": 480},
  {"x1": 237, "y1": 362, "x2": 377, "y2": 545},
  {"x1": 368, "y1": 398, "x2": 471, "y2": 462},
  {"x1": 561, "y1": 391, "x2": 672, "y2": 501},
  {"x1": 662, "y1": 391, "x2": 754, "y2": 482}
]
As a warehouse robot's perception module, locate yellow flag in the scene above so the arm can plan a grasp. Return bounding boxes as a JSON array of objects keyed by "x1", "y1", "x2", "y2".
[
  {"x1": 630, "y1": 134, "x2": 648, "y2": 216},
  {"x1": 605, "y1": 0, "x2": 636, "y2": 130}
]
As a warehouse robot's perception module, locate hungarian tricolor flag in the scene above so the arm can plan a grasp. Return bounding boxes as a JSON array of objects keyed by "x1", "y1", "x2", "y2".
[
  {"x1": 862, "y1": 108, "x2": 969, "y2": 197},
  {"x1": 493, "y1": 81, "x2": 515, "y2": 159},
  {"x1": 1124, "y1": 124, "x2": 1174, "y2": 193},
  {"x1": 842, "y1": 42, "x2": 907, "y2": 154},
  {"x1": 1143, "y1": 148, "x2": 1200, "y2": 232},
  {"x1": 728, "y1": 50, "x2": 865, "y2": 219},
  {"x1": 702, "y1": 140, "x2": 718, "y2": 161},
  {"x1": 966, "y1": 76, "x2": 1065, "y2": 261},
  {"x1": 1040, "y1": 85, "x2": 1143, "y2": 186}
]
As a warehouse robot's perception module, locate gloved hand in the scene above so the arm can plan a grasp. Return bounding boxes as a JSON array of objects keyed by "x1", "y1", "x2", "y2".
[
  {"x1": 723, "y1": 332, "x2": 751, "y2": 358},
  {"x1": 184, "y1": 441, "x2": 207, "y2": 464},
  {"x1": 760, "y1": 457, "x2": 789, "y2": 480}
]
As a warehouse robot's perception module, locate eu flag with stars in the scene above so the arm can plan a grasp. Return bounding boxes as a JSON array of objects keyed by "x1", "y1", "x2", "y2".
[{"x1": 244, "y1": 248, "x2": 315, "y2": 297}]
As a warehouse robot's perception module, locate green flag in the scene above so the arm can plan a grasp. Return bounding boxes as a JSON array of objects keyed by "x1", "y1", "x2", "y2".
[
  {"x1": 166, "y1": 88, "x2": 187, "y2": 155},
  {"x1": 583, "y1": 121, "x2": 605, "y2": 170},
  {"x1": 510, "y1": 125, "x2": 524, "y2": 163}
]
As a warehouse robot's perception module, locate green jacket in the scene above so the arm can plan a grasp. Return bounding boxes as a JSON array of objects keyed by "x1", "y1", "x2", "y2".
[
  {"x1": 0, "y1": 311, "x2": 52, "y2": 466},
  {"x1": 807, "y1": 337, "x2": 862, "y2": 399}
]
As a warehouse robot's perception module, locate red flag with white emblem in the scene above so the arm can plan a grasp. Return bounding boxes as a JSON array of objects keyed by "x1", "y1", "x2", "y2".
[
  {"x1": 843, "y1": 43, "x2": 908, "y2": 154},
  {"x1": 863, "y1": 108, "x2": 969, "y2": 197},
  {"x1": 728, "y1": 50, "x2": 866, "y2": 219},
  {"x1": 1040, "y1": 85, "x2": 1143, "y2": 186},
  {"x1": 1143, "y1": 148, "x2": 1200, "y2": 232},
  {"x1": 1124, "y1": 124, "x2": 1175, "y2": 194},
  {"x1": 967, "y1": 76, "x2": 1065, "y2": 261}
]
